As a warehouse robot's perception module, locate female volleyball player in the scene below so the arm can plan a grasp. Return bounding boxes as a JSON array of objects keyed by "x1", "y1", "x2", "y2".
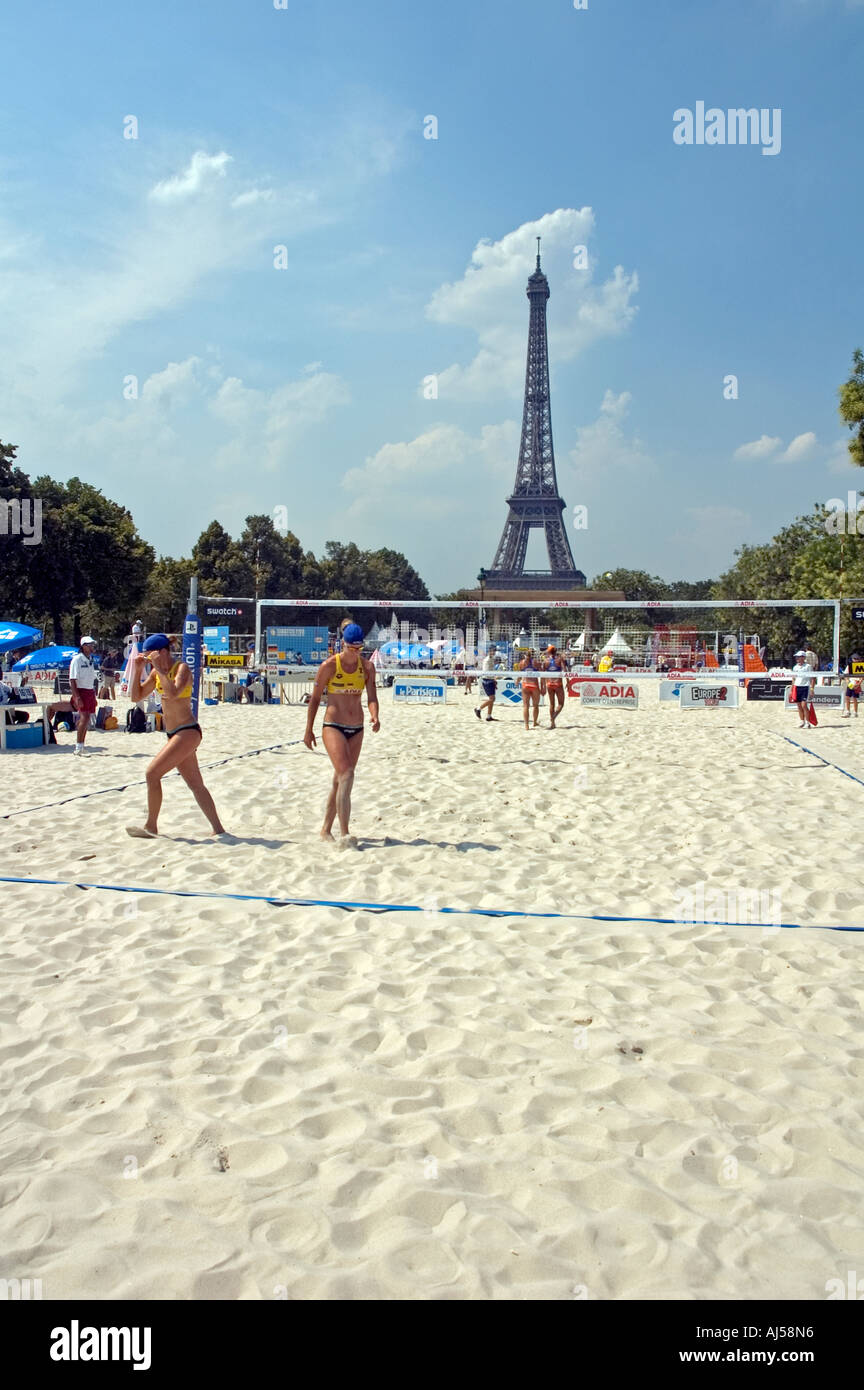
[
  {"x1": 304, "y1": 622, "x2": 380, "y2": 844},
  {"x1": 125, "y1": 634, "x2": 226, "y2": 839},
  {"x1": 518, "y1": 650, "x2": 541, "y2": 730},
  {"x1": 542, "y1": 645, "x2": 566, "y2": 729}
]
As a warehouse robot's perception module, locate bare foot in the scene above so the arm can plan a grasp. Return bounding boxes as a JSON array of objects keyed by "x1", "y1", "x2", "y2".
[
  {"x1": 126, "y1": 825, "x2": 157, "y2": 839},
  {"x1": 320, "y1": 829, "x2": 335, "y2": 841},
  {"x1": 338, "y1": 834, "x2": 359, "y2": 850}
]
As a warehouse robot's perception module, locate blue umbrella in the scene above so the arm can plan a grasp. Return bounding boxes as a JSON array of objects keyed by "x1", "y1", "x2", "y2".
[
  {"x1": 378, "y1": 640, "x2": 412, "y2": 662},
  {"x1": 12, "y1": 645, "x2": 78, "y2": 670},
  {"x1": 0, "y1": 622, "x2": 41, "y2": 655}
]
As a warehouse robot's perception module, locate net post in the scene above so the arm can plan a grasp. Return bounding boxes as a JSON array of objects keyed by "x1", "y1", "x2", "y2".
[{"x1": 833, "y1": 600, "x2": 841, "y2": 674}]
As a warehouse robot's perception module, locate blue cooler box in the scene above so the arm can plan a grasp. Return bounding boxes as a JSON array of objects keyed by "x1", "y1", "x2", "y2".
[{"x1": 4, "y1": 724, "x2": 44, "y2": 749}]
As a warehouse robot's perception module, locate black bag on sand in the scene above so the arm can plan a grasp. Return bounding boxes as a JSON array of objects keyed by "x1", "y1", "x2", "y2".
[{"x1": 126, "y1": 707, "x2": 147, "y2": 733}]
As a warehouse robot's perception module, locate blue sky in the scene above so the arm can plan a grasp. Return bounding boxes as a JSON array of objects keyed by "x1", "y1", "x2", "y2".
[{"x1": 1, "y1": 0, "x2": 862, "y2": 594}]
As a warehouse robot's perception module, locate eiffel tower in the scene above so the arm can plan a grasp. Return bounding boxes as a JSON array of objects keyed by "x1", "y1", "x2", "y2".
[{"x1": 484, "y1": 241, "x2": 585, "y2": 590}]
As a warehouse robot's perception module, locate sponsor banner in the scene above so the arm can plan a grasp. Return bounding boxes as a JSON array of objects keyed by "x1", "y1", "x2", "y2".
[
  {"x1": 499, "y1": 678, "x2": 523, "y2": 704},
  {"x1": 567, "y1": 676, "x2": 608, "y2": 698},
  {"x1": 202, "y1": 625, "x2": 229, "y2": 653},
  {"x1": 393, "y1": 677, "x2": 446, "y2": 703},
  {"x1": 266, "y1": 625, "x2": 328, "y2": 664},
  {"x1": 785, "y1": 687, "x2": 843, "y2": 710},
  {"x1": 851, "y1": 660, "x2": 864, "y2": 675},
  {"x1": 580, "y1": 682, "x2": 639, "y2": 709},
  {"x1": 659, "y1": 680, "x2": 684, "y2": 702},
  {"x1": 852, "y1": 607, "x2": 864, "y2": 622},
  {"x1": 746, "y1": 678, "x2": 790, "y2": 702},
  {"x1": 182, "y1": 613, "x2": 203, "y2": 718},
  {"x1": 679, "y1": 682, "x2": 740, "y2": 709},
  {"x1": 203, "y1": 603, "x2": 247, "y2": 620},
  {"x1": 204, "y1": 652, "x2": 241, "y2": 668},
  {"x1": 667, "y1": 670, "x2": 697, "y2": 680}
]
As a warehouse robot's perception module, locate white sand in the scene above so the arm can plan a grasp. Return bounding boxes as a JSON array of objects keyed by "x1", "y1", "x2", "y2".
[{"x1": 1, "y1": 687, "x2": 863, "y2": 1300}]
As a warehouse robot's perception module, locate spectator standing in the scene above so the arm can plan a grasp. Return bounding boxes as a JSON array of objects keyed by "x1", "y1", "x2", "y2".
[
  {"x1": 790, "y1": 650, "x2": 816, "y2": 730},
  {"x1": 69, "y1": 637, "x2": 99, "y2": 756},
  {"x1": 474, "y1": 644, "x2": 499, "y2": 722},
  {"x1": 843, "y1": 653, "x2": 862, "y2": 719}
]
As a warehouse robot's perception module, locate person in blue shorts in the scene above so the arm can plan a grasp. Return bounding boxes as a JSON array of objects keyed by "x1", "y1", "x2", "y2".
[{"x1": 474, "y1": 644, "x2": 499, "y2": 722}]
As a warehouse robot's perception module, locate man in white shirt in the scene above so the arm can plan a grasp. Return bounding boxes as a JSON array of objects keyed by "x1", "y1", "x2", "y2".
[
  {"x1": 790, "y1": 650, "x2": 815, "y2": 729},
  {"x1": 69, "y1": 637, "x2": 98, "y2": 755},
  {"x1": 474, "y1": 645, "x2": 499, "y2": 722}
]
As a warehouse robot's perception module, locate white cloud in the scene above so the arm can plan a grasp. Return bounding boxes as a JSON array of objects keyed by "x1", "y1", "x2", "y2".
[
  {"x1": 68, "y1": 358, "x2": 349, "y2": 493},
  {"x1": 567, "y1": 390, "x2": 654, "y2": 478},
  {"x1": 733, "y1": 434, "x2": 782, "y2": 460},
  {"x1": 827, "y1": 437, "x2": 861, "y2": 474},
  {"x1": 149, "y1": 151, "x2": 233, "y2": 201},
  {"x1": 342, "y1": 421, "x2": 519, "y2": 522},
  {"x1": 207, "y1": 368, "x2": 351, "y2": 473},
  {"x1": 140, "y1": 356, "x2": 203, "y2": 405},
  {"x1": 230, "y1": 188, "x2": 274, "y2": 208},
  {"x1": 779, "y1": 430, "x2": 818, "y2": 462},
  {"x1": 734, "y1": 429, "x2": 852, "y2": 470},
  {"x1": 424, "y1": 210, "x2": 638, "y2": 401}
]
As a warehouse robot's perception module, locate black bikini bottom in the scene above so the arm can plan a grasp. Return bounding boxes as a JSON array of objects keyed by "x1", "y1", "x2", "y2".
[{"x1": 323, "y1": 722, "x2": 364, "y2": 741}]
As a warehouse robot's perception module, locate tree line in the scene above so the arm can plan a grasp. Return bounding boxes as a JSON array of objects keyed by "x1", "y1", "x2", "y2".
[{"x1": 0, "y1": 439, "x2": 429, "y2": 643}]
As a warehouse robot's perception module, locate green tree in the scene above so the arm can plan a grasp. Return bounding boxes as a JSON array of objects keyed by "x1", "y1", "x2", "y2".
[
  {"x1": 24, "y1": 476, "x2": 154, "y2": 643},
  {"x1": 238, "y1": 515, "x2": 305, "y2": 598},
  {"x1": 714, "y1": 505, "x2": 864, "y2": 660},
  {"x1": 838, "y1": 347, "x2": 864, "y2": 467},
  {"x1": 192, "y1": 522, "x2": 248, "y2": 596},
  {"x1": 0, "y1": 440, "x2": 32, "y2": 617},
  {"x1": 139, "y1": 556, "x2": 196, "y2": 634}
]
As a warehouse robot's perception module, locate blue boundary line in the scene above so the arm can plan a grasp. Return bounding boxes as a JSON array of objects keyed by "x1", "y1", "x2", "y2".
[
  {"x1": 0, "y1": 873, "x2": 860, "y2": 932},
  {"x1": 0, "y1": 739, "x2": 304, "y2": 820},
  {"x1": 771, "y1": 731, "x2": 864, "y2": 788}
]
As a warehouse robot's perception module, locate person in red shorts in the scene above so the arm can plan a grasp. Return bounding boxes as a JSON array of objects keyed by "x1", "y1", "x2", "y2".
[{"x1": 68, "y1": 636, "x2": 99, "y2": 757}]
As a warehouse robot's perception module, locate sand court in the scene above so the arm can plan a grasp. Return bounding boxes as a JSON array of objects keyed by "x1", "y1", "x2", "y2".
[{"x1": 1, "y1": 692, "x2": 863, "y2": 1299}]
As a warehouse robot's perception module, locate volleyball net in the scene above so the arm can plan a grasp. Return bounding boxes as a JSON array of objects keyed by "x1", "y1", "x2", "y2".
[{"x1": 255, "y1": 597, "x2": 846, "y2": 681}]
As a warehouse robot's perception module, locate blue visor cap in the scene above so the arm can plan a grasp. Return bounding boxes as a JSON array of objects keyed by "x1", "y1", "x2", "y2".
[
  {"x1": 342, "y1": 623, "x2": 364, "y2": 644},
  {"x1": 142, "y1": 633, "x2": 171, "y2": 653}
]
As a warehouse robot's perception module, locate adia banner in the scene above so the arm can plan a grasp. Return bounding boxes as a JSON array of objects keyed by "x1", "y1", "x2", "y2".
[
  {"x1": 679, "y1": 682, "x2": 740, "y2": 709},
  {"x1": 579, "y1": 683, "x2": 639, "y2": 709}
]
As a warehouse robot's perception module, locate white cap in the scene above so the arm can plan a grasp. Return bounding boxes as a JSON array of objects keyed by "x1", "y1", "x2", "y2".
[
  {"x1": 80, "y1": 636, "x2": 96, "y2": 646},
  {"x1": 794, "y1": 650, "x2": 806, "y2": 657}
]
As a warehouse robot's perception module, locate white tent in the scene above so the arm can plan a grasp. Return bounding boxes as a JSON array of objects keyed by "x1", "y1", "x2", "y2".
[{"x1": 602, "y1": 627, "x2": 634, "y2": 655}]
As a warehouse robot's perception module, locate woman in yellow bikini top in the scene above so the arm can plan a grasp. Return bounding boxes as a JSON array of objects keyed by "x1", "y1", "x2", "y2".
[
  {"x1": 303, "y1": 623, "x2": 381, "y2": 844},
  {"x1": 153, "y1": 662, "x2": 194, "y2": 699},
  {"x1": 125, "y1": 632, "x2": 225, "y2": 841},
  {"x1": 325, "y1": 652, "x2": 366, "y2": 697}
]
